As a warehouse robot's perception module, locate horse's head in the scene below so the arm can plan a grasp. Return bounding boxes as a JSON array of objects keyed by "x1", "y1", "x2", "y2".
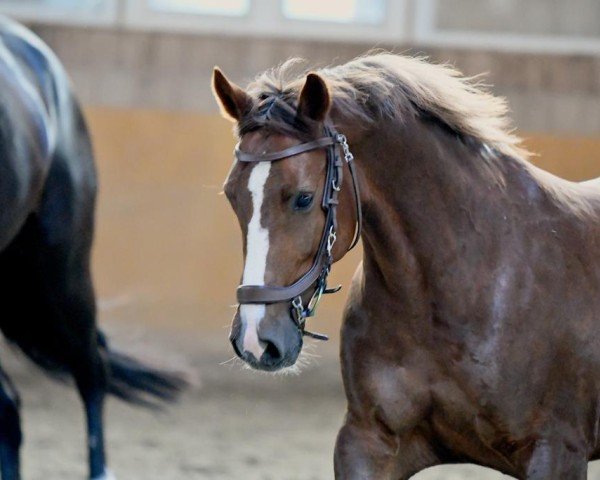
[{"x1": 212, "y1": 67, "x2": 361, "y2": 372}]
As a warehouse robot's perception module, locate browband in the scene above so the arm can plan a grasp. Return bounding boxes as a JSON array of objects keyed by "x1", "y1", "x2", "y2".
[{"x1": 235, "y1": 137, "x2": 335, "y2": 163}]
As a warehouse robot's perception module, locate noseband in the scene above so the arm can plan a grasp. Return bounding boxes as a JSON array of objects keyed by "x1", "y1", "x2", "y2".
[{"x1": 235, "y1": 126, "x2": 361, "y2": 341}]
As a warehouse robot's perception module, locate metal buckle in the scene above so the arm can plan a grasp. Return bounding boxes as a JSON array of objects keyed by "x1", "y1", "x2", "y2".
[{"x1": 291, "y1": 294, "x2": 329, "y2": 341}]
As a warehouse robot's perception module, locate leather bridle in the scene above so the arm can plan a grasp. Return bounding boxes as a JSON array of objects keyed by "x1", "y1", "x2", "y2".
[{"x1": 234, "y1": 126, "x2": 361, "y2": 341}]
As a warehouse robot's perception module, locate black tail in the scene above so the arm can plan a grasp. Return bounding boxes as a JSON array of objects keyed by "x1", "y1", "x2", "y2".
[
  {"x1": 5, "y1": 329, "x2": 188, "y2": 408},
  {"x1": 98, "y1": 331, "x2": 188, "y2": 409}
]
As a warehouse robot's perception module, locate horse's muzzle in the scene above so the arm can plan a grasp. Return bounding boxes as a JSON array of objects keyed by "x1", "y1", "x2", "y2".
[{"x1": 229, "y1": 310, "x2": 302, "y2": 371}]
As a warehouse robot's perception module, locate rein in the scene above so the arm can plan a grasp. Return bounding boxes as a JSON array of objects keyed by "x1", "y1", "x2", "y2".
[{"x1": 234, "y1": 126, "x2": 361, "y2": 341}]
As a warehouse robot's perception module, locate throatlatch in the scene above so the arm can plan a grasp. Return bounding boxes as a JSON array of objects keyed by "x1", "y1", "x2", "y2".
[{"x1": 234, "y1": 127, "x2": 361, "y2": 341}]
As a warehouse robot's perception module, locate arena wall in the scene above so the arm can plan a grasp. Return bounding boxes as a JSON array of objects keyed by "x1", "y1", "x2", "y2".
[{"x1": 88, "y1": 108, "x2": 600, "y2": 334}]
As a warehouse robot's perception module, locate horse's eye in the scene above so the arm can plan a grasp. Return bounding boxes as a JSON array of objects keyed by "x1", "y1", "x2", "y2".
[{"x1": 293, "y1": 192, "x2": 314, "y2": 211}]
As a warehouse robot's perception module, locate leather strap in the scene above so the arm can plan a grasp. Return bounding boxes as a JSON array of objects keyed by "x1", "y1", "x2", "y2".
[
  {"x1": 235, "y1": 137, "x2": 335, "y2": 163},
  {"x1": 347, "y1": 157, "x2": 362, "y2": 250}
]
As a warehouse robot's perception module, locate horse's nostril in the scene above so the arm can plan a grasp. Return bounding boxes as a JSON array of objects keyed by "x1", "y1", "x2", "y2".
[
  {"x1": 249, "y1": 321, "x2": 302, "y2": 370},
  {"x1": 261, "y1": 340, "x2": 283, "y2": 364}
]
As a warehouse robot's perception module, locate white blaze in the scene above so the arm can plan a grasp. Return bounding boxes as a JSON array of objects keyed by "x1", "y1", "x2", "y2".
[{"x1": 241, "y1": 161, "x2": 271, "y2": 359}]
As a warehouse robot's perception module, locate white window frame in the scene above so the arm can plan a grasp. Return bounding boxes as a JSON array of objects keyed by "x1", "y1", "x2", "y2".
[
  {"x1": 123, "y1": 0, "x2": 408, "y2": 44},
  {"x1": 0, "y1": 0, "x2": 120, "y2": 27},
  {"x1": 414, "y1": 0, "x2": 600, "y2": 56}
]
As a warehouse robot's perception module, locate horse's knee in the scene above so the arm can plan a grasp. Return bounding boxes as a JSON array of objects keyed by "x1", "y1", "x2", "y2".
[
  {"x1": 335, "y1": 421, "x2": 376, "y2": 479},
  {"x1": 334, "y1": 419, "x2": 401, "y2": 480},
  {"x1": 335, "y1": 416, "x2": 440, "y2": 480}
]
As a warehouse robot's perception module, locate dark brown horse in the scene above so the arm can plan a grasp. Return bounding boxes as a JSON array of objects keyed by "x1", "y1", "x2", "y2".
[
  {"x1": 0, "y1": 17, "x2": 185, "y2": 480},
  {"x1": 213, "y1": 53, "x2": 600, "y2": 479}
]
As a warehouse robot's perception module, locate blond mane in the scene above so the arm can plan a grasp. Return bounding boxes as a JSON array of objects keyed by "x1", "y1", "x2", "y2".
[{"x1": 245, "y1": 53, "x2": 531, "y2": 160}]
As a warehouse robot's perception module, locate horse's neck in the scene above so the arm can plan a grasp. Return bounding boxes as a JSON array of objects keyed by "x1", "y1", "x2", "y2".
[{"x1": 354, "y1": 117, "x2": 533, "y2": 312}]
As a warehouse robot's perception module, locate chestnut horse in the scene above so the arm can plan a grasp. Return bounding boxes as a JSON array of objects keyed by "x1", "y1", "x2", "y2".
[
  {"x1": 0, "y1": 18, "x2": 185, "y2": 480},
  {"x1": 213, "y1": 53, "x2": 600, "y2": 479}
]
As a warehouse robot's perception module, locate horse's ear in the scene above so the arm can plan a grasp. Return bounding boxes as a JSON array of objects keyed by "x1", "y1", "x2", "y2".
[
  {"x1": 297, "y1": 72, "x2": 331, "y2": 122},
  {"x1": 212, "y1": 67, "x2": 253, "y2": 122}
]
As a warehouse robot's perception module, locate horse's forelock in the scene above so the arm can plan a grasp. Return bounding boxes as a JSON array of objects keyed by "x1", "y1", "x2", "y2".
[{"x1": 236, "y1": 89, "x2": 320, "y2": 141}]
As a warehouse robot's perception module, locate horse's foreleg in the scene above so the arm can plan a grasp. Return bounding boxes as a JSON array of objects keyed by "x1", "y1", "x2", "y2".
[
  {"x1": 71, "y1": 348, "x2": 112, "y2": 480},
  {"x1": 524, "y1": 439, "x2": 587, "y2": 480},
  {"x1": 334, "y1": 417, "x2": 438, "y2": 480},
  {"x1": 0, "y1": 367, "x2": 21, "y2": 480}
]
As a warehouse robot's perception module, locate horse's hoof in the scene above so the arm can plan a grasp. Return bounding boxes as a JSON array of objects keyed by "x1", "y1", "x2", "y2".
[{"x1": 91, "y1": 470, "x2": 116, "y2": 480}]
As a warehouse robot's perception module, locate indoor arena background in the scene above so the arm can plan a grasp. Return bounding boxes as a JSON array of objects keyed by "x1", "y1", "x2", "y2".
[{"x1": 1, "y1": 1, "x2": 600, "y2": 478}]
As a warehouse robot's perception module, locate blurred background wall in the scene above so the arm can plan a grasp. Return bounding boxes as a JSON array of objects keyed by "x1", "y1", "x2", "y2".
[{"x1": 2, "y1": 0, "x2": 599, "y2": 337}]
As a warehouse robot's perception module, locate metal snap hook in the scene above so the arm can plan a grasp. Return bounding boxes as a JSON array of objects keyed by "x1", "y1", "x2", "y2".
[
  {"x1": 336, "y1": 134, "x2": 354, "y2": 163},
  {"x1": 327, "y1": 227, "x2": 337, "y2": 255},
  {"x1": 291, "y1": 296, "x2": 305, "y2": 326},
  {"x1": 307, "y1": 284, "x2": 325, "y2": 316}
]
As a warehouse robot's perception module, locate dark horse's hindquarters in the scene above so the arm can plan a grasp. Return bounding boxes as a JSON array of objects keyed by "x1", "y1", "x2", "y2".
[{"x1": 0, "y1": 18, "x2": 185, "y2": 480}]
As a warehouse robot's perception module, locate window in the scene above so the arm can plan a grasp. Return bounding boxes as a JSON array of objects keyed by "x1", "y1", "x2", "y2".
[
  {"x1": 148, "y1": 0, "x2": 250, "y2": 16},
  {"x1": 435, "y1": 0, "x2": 600, "y2": 37},
  {"x1": 2, "y1": 0, "x2": 102, "y2": 7},
  {"x1": 282, "y1": 0, "x2": 386, "y2": 25},
  {"x1": 124, "y1": 0, "x2": 408, "y2": 44},
  {"x1": 414, "y1": 0, "x2": 600, "y2": 55},
  {"x1": 0, "y1": 0, "x2": 118, "y2": 26}
]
